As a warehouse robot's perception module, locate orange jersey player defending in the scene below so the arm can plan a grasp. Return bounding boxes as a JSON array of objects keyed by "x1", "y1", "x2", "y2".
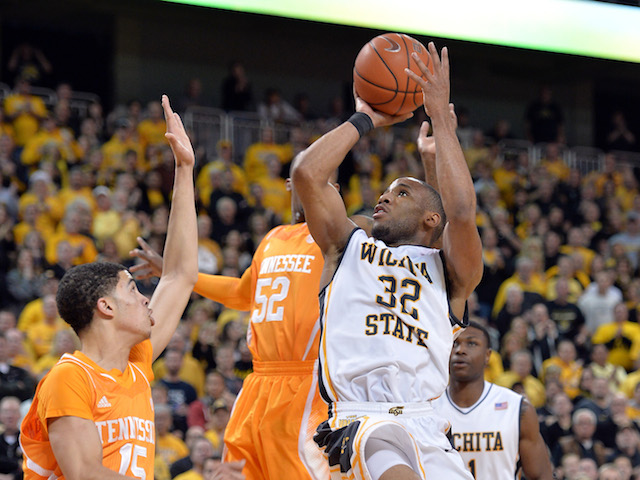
[
  {"x1": 130, "y1": 165, "x2": 371, "y2": 480},
  {"x1": 19, "y1": 96, "x2": 199, "y2": 480}
]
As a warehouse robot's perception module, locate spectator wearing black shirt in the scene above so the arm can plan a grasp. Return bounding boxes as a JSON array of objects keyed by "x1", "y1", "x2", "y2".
[
  {"x1": 547, "y1": 277, "x2": 587, "y2": 341},
  {"x1": 0, "y1": 396, "x2": 22, "y2": 480},
  {"x1": 0, "y1": 333, "x2": 35, "y2": 402},
  {"x1": 221, "y1": 61, "x2": 253, "y2": 112},
  {"x1": 525, "y1": 85, "x2": 565, "y2": 144}
]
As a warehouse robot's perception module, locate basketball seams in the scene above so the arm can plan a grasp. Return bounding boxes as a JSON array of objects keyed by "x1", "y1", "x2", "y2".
[
  {"x1": 369, "y1": 38, "x2": 399, "y2": 92},
  {"x1": 396, "y1": 33, "x2": 413, "y2": 116},
  {"x1": 353, "y1": 32, "x2": 429, "y2": 115}
]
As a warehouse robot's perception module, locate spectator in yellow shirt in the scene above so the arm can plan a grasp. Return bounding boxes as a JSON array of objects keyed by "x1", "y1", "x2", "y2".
[
  {"x1": 57, "y1": 166, "x2": 96, "y2": 212},
  {"x1": 492, "y1": 255, "x2": 546, "y2": 318},
  {"x1": 592, "y1": 302, "x2": 640, "y2": 372},
  {"x1": 3, "y1": 77, "x2": 47, "y2": 147},
  {"x1": 138, "y1": 100, "x2": 167, "y2": 150},
  {"x1": 540, "y1": 142, "x2": 570, "y2": 181},
  {"x1": 101, "y1": 117, "x2": 144, "y2": 172},
  {"x1": 196, "y1": 140, "x2": 248, "y2": 204},
  {"x1": 243, "y1": 126, "x2": 292, "y2": 184},
  {"x1": 156, "y1": 403, "x2": 190, "y2": 466},
  {"x1": 589, "y1": 343, "x2": 627, "y2": 394},
  {"x1": 495, "y1": 349, "x2": 546, "y2": 408},
  {"x1": 25, "y1": 294, "x2": 70, "y2": 359},
  {"x1": 44, "y1": 202, "x2": 98, "y2": 266},
  {"x1": 33, "y1": 328, "x2": 80, "y2": 377},
  {"x1": 541, "y1": 339, "x2": 583, "y2": 399},
  {"x1": 253, "y1": 154, "x2": 289, "y2": 224},
  {"x1": 195, "y1": 215, "x2": 224, "y2": 275},
  {"x1": 545, "y1": 255, "x2": 586, "y2": 302},
  {"x1": 21, "y1": 114, "x2": 83, "y2": 169},
  {"x1": 560, "y1": 227, "x2": 597, "y2": 276},
  {"x1": 18, "y1": 169, "x2": 64, "y2": 231}
]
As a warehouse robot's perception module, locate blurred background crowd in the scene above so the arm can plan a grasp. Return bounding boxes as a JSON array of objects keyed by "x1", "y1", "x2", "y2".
[{"x1": 1, "y1": 1, "x2": 640, "y2": 479}]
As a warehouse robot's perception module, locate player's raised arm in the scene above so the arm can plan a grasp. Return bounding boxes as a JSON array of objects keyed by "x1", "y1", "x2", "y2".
[
  {"x1": 291, "y1": 90, "x2": 412, "y2": 260},
  {"x1": 406, "y1": 43, "x2": 482, "y2": 317},
  {"x1": 148, "y1": 95, "x2": 198, "y2": 360}
]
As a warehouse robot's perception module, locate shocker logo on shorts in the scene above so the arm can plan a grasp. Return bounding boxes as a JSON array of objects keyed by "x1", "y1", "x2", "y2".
[
  {"x1": 341, "y1": 436, "x2": 350, "y2": 454},
  {"x1": 388, "y1": 406, "x2": 404, "y2": 416}
]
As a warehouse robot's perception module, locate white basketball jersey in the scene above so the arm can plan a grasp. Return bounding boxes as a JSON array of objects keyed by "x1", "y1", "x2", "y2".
[
  {"x1": 434, "y1": 382, "x2": 522, "y2": 479},
  {"x1": 318, "y1": 229, "x2": 465, "y2": 404}
]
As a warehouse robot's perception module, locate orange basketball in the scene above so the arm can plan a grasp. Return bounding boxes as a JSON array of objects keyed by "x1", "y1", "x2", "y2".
[{"x1": 354, "y1": 33, "x2": 433, "y2": 116}]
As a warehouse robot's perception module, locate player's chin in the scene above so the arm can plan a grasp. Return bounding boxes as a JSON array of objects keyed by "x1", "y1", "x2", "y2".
[{"x1": 371, "y1": 222, "x2": 390, "y2": 240}]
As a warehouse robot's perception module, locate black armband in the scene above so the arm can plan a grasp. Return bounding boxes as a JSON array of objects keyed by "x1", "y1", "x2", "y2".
[{"x1": 347, "y1": 112, "x2": 374, "y2": 138}]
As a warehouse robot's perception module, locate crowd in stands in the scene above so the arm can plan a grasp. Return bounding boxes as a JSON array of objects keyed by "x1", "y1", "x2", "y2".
[{"x1": 1, "y1": 50, "x2": 640, "y2": 480}]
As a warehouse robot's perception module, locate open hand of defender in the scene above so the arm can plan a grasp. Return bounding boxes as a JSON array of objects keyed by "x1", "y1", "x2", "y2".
[
  {"x1": 162, "y1": 94, "x2": 195, "y2": 168},
  {"x1": 129, "y1": 237, "x2": 163, "y2": 279}
]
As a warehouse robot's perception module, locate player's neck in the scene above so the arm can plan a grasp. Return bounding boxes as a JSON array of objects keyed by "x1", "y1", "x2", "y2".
[
  {"x1": 449, "y1": 378, "x2": 485, "y2": 408},
  {"x1": 79, "y1": 334, "x2": 133, "y2": 373}
]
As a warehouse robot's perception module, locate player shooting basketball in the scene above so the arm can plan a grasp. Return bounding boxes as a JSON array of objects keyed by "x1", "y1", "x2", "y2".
[{"x1": 291, "y1": 42, "x2": 483, "y2": 480}]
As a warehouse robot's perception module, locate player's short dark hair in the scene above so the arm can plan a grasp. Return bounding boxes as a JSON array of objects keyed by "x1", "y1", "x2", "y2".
[
  {"x1": 56, "y1": 262, "x2": 127, "y2": 335},
  {"x1": 467, "y1": 321, "x2": 491, "y2": 349}
]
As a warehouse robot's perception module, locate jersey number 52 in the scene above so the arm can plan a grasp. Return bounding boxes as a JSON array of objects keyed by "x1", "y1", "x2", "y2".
[{"x1": 252, "y1": 276, "x2": 291, "y2": 323}]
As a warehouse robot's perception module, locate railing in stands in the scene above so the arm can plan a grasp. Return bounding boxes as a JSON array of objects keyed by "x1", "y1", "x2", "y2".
[{"x1": 183, "y1": 106, "x2": 640, "y2": 175}]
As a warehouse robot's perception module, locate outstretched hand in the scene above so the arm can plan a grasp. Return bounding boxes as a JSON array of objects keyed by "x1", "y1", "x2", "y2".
[
  {"x1": 352, "y1": 81, "x2": 414, "y2": 129},
  {"x1": 129, "y1": 237, "x2": 164, "y2": 279},
  {"x1": 162, "y1": 95, "x2": 195, "y2": 168},
  {"x1": 405, "y1": 42, "x2": 451, "y2": 121}
]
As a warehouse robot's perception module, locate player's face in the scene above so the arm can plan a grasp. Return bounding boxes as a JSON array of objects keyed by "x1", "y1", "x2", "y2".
[
  {"x1": 449, "y1": 327, "x2": 490, "y2": 383},
  {"x1": 113, "y1": 271, "x2": 154, "y2": 338},
  {"x1": 372, "y1": 178, "x2": 427, "y2": 246}
]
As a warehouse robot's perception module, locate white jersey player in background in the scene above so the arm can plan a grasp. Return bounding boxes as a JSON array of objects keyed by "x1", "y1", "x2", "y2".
[
  {"x1": 292, "y1": 42, "x2": 483, "y2": 480},
  {"x1": 434, "y1": 322, "x2": 553, "y2": 480}
]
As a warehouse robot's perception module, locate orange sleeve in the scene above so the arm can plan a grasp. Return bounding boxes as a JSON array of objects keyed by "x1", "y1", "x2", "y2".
[
  {"x1": 37, "y1": 363, "x2": 94, "y2": 428},
  {"x1": 193, "y1": 268, "x2": 253, "y2": 311}
]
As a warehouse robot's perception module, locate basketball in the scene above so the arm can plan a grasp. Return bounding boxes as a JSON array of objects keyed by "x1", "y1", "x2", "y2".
[{"x1": 354, "y1": 33, "x2": 433, "y2": 116}]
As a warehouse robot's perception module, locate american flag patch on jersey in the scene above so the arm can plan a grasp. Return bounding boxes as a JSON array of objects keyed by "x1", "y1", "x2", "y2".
[{"x1": 495, "y1": 402, "x2": 508, "y2": 410}]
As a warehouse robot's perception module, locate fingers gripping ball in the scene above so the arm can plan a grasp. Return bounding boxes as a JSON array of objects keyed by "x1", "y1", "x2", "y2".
[{"x1": 354, "y1": 33, "x2": 433, "y2": 116}]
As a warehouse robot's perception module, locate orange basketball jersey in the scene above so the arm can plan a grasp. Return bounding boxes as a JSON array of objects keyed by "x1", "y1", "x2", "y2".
[
  {"x1": 196, "y1": 223, "x2": 323, "y2": 362},
  {"x1": 21, "y1": 340, "x2": 156, "y2": 479}
]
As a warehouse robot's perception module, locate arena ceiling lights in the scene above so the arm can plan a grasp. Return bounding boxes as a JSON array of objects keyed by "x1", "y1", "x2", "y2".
[{"x1": 162, "y1": 0, "x2": 640, "y2": 64}]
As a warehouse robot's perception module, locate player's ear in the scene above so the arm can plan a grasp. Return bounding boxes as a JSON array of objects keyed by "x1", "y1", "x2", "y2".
[
  {"x1": 285, "y1": 178, "x2": 292, "y2": 192},
  {"x1": 96, "y1": 297, "x2": 115, "y2": 319},
  {"x1": 424, "y1": 211, "x2": 441, "y2": 229},
  {"x1": 484, "y1": 348, "x2": 492, "y2": 367},
  {"x1": 332, "y1": 182, "x2": 341, "y2": 193}
]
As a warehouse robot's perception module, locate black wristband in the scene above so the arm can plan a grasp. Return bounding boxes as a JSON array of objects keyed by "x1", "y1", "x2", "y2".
[{"x1": 347, "y1": 112, "x2": 374, "y2": 138}]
